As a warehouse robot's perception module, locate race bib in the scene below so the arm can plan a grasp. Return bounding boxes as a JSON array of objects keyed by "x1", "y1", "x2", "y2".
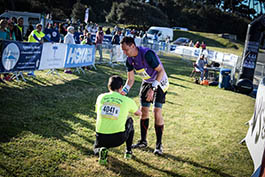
[
  {"x1": 101, "y1": 103, "x2": 120, "y2": 120},
  {"x1": 159, "y1": 75, "x2": 169, "y2": 92},
  {"x1": 135, "y1": 68, "x2": 151, "y2": 80}
]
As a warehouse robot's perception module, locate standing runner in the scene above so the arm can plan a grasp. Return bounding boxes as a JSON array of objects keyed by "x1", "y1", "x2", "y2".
[{"x1": 120, "y1": 36, "x2": 169, "y2": 155}]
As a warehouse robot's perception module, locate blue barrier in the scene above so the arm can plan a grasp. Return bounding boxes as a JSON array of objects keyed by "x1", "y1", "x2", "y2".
[{"x1": 0, "y1": 40, "x2": 96, "y2": 73}]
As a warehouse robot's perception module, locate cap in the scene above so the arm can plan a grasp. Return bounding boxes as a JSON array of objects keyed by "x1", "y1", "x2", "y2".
[{"x1": 67, "y1": 26, "x2": 74, "y2": 32}]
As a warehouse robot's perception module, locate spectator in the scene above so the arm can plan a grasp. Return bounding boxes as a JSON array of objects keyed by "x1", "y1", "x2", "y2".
[
  {"x1": 28, "y1": 23, "x2": 51, "y2": 43},
  {"x1": 153, "y1": 32, "x2": 159, "y2": 51},
  {"x1": 11, "y1": 17, "x2": 17, "y2": 24},
  {"x1": 111, "y1": 31, "x2": 121, "y2": 45},
  {"x1": 64, "y1": 26, "x2": 75, "y2": 74},
  {"x1": 6, "y1": 21, "x2": 16, "y2": 41},
  {"x1": 14, "y1": 17, "x2": 24, "y2": 41},
  {"x1": 0, "y1": 19, "x2": 8, "y2": 40},
  {"x1": 188, "y1": 40, "x2": 194, "y2": 47},
  {"x1": 195, "y1": 54, "x2": 208, "y2": 82},
  {"x1": 95, "y1": 26, "x2": 104, "y2": 63},
  {"x1": 142, "y1": 32, "x2": 148, "y2": 47},
  {"x1": 94, "y1": 75, "x2": 142, "y2": 165},
  {"x1": 105, "y1": 27, "x2": 111, "y2": 35},
  {"x1": 58, "y1": 23, "x2": 66, "y2": 43},
  {"x1": 0, "y1": 19, "x2": 10, "y2": 82},
  {"x1": 201, "y1": 41, "x2": 206, "y2": 50},
  {"x1": 86, "y1": 32, "x2": 93, "y2": 45},
  {"x1": 80, "y1": 35, "x2": 85, "y2": 44},
  {"x1": 195, "y1": 41, "x2": 200, "y2": 48},
  {"x1": 82, "y1": 29, "x2": 92, "y2": 45},
  {"x1": 27, "y1": 23, "x2": 51, "y2": 77},
  {"x1": 25, "y1": 23, "x2": 34, "y2": 39}
]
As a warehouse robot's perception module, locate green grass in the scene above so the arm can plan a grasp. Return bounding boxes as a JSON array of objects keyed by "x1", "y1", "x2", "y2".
[
  {"x1": 0, "y1": 53, "x2": 255, "y2": 177},
  {"x1": 173, "y1": 30, "x2": 244, "y2": 56}
]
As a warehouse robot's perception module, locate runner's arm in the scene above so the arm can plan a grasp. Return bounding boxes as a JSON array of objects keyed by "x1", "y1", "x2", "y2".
[
  {"x1": 126, "y1": 70, "x2": 135, "y2": 88},
  {"x1": 121, "y1": 70, "x2": 135, "y2": 95},
  {"x1": 154, "y1": 64, "x2": 165, "y2": 83}
]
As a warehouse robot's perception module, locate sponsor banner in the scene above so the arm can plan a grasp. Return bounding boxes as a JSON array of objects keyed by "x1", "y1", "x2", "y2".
[
  {"x1": 111, "y1": 45, "x2": 126, "y2": 62},
  {"x1": 44, "y1": 28, "x2": 60, "y2": 42},
  {"x1": 207, "y1": 50, "x2": 216, "y2": 61},
  {"x1": 39, "y1": 43, "x2": 67, "y2": 70},
  {"x1": 245, "y1": 78, "x2": 265, "y2": 177},
  {"x1": 64, "y1": 44, "x2": 95, "y2": 68},
  {"x1": 0, "y1": 40, "x2": 42, "y2": 73}
]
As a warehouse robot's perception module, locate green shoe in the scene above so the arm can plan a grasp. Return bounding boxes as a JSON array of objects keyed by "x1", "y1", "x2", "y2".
[
  {"x1": 124, "y1": 151, "x2": 132, "y2": 159},
  {"x1": 99, "y1": 147, "x2": 108, "y2": 165}
]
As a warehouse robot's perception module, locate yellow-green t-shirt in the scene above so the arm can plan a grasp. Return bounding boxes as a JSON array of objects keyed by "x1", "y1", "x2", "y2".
[
  {"x1": 28, "y1": 29, "x2": 45, "y2": 43},
  {"x1": 95, "y1": 91, "x2": 138, "y2": 134}
]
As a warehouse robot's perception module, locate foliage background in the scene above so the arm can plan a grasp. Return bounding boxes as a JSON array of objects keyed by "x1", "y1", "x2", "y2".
[{"x1": 1, "y1": 0, "x2": 262, "y2": 40}]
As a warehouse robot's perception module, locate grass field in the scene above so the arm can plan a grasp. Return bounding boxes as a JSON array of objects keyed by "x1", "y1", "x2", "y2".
[{"x1": 0, "y1": 52, "x2": 255, "y2": 177}]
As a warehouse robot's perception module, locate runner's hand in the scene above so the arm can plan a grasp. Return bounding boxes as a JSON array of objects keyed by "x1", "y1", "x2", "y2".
[
  {"x1": 146, "y1": 88, "x2": 154, "y2": 102},
  {"x1": 121, "y1": 91, "x2": 126, "y2": 96}
]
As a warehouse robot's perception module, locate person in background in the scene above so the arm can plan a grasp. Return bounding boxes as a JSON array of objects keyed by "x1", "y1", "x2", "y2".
[
  {"x1": 0, "y1": 19, "x2": 8, "y2": 40},
  {"x1": 11, "y1": 17, "x2": 17, "y2": 24},
  {"x1": 111, "y1": 31, "x2": 121, "y2": 45},
  {"x1": 14, "y1": 17, "x2": 24, "y2": 41},
  {"x1": 58, "y1": 23, "x2": 66, "y2": 43},
  {"x1": 105, "y1": 27, "x2": 111, "y2": 35},
  {"x1": 201, "y1": 41, "x2": 206, "y2": 50},
  {"x1": 80, "y1": 35, "x2": 85, "y2": 44},
  {"x1": 195, "y1": 41, "x2": 200, "y2": 48},
  {"x1": 64, "y1": 26, "x2": 75, "y2": 74},
  {"x1": 27, "y1": 23, "x2": 51, "y2": 77},
  {"x1": 3, "y1": 20, "x2": 16, "y2": 81},
  {"x1": 120, "y1": 37, "x2": 169, "y2": 155},
  {"x1": 94, "y1": 75, "x2": 142, "y2": 165},
  {"x1": 188, "y1": 40, "x2": 194, "y2": 47},
  {"x1": 95, "y1": 26, "x2": 104, "y2": 63},
  {"x1": 25, "y1": 23, "x2": 34, "y2": 39},
  {"x1": 195, "y1": 54, "x2": 208, "y2": 82},
  {"x1": 0, "y1": 19, "x2": 8, "y2": 82},
  {"x1": 6, "y1": 20, "x2": 16, "y2": 40}
]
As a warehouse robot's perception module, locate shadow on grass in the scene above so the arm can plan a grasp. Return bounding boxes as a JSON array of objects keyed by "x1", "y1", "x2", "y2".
[
  {"x1": 108, "y1": 156, "x2": 150, "y2": 177},
  {"x1": 133, "y1": 156, "x2": 184, "y2": 177},
  {"x1": 162, "y1": 153, "x2": 233, "y2": 177},
  {"x1": 137, "y1": 147, "x2": 233, "y2": 177},
  {"x1": 0, "y1": 163, "x2": 17, "y2": 177}
]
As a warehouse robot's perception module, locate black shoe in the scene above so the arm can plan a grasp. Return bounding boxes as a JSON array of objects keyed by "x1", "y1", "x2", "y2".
[
  {"x1": 131, "y1": 140, "x2": 148, "y2": 149},
  {"x1": 153, "y1": 143, "x2": 163, "y2": 155}
]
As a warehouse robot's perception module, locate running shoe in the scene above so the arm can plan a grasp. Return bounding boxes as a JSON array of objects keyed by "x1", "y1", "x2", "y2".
[
  {"x1": 27, "y1": 72, "x2": 36, "y2": 77},
  {"x1": 64, "y1": 70, "x2": 72, "y2": 74},
  {"x1": 153, "y1": 144, "x2": 163, "y2": 155},
  {"x1": 124, "y1": 150, "x2": 132, "y2": 159},
  {"x1": 131, "y1": 140, "x2": 147, "y2": 149},
  {"x1": 99, "y1": 147, "x2": 108, "y2": 165}
]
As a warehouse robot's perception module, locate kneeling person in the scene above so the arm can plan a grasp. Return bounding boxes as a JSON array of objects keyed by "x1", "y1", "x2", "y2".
[{"x1": 94, "y1": 75, "x2": 141, "y2": 165}]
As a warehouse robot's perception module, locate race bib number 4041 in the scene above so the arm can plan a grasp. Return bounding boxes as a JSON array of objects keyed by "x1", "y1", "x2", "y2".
[{"x1": 101, "y1": 103, "x2": 120, "y2": 120}]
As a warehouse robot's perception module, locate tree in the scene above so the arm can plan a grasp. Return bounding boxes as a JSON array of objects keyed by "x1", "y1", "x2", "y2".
[
  {"x1": 106, "y1": 1, "x2": 168, "y2": 27},
  {"x1": 71, "y1": 0, "x2": 86, "y2": 23}
]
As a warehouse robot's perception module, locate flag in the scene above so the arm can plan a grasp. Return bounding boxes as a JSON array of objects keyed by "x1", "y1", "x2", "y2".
[{"x1": 84, "y1": 8, "x2": 89, "y2": 23}]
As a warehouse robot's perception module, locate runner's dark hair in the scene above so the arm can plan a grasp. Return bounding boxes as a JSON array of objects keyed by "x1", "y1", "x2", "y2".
[
  {"x1": 120, "y1": 36, "x2": 135, "y2": 46},
  {"x1": 108, "y1": 75, "x2": 123, "y2": 91}
]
